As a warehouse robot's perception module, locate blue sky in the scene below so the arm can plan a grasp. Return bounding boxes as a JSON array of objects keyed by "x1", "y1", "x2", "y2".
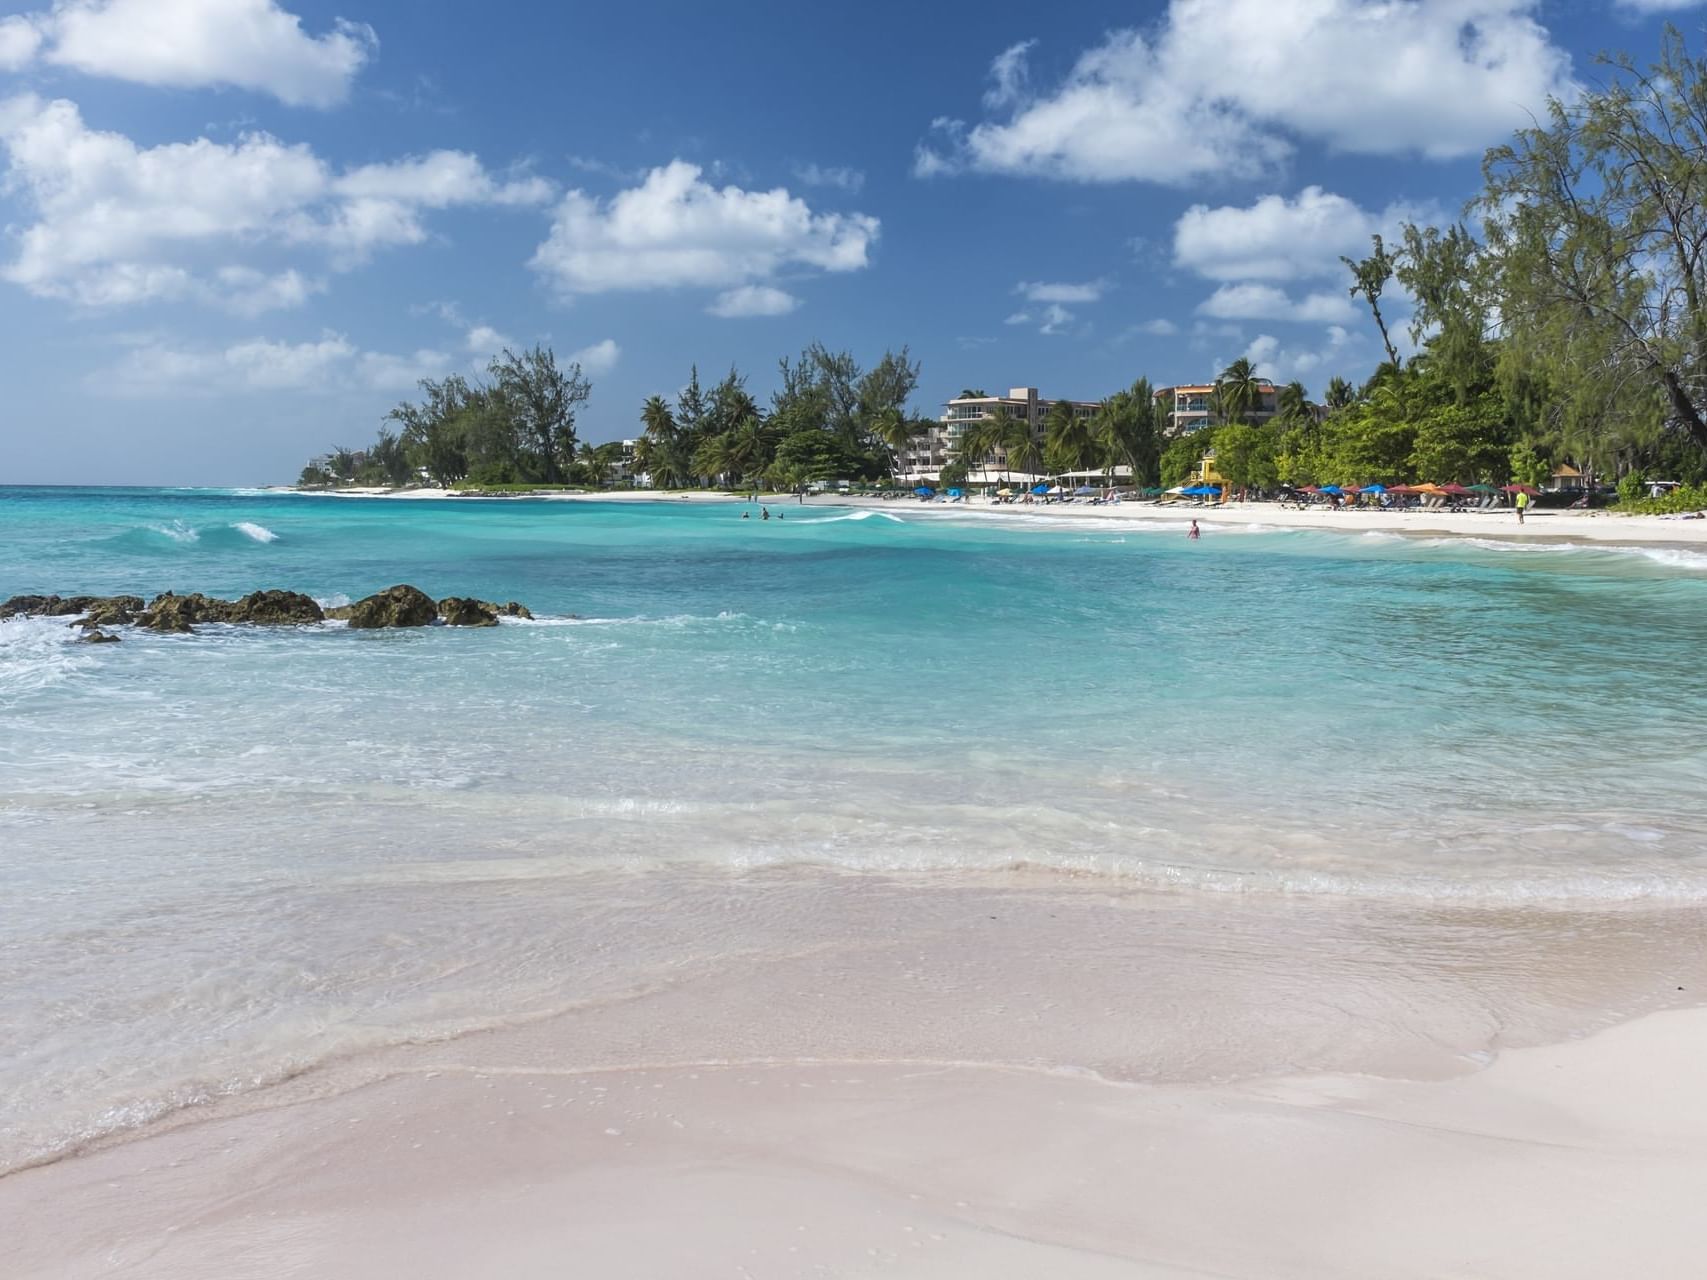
[{"x1": 0, "y1": 0, "x2": 1696, "y2": 483}]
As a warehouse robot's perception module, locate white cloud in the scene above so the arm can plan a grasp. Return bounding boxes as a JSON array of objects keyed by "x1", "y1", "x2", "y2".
[
  {"x1": 1613, "y1": 0, "x2": 1701, "y2": 9},
  {"x1": 707, "y1": 284, "x2": 800, "y2": 317},
  {"x1": 0, "y1": 94, "x2": 551, "y2": 310},
  {"x1": 916, "y1": 1, "x2": 1576, "y2": 183},
  {"x1": 1138, "y1": 318, "x2": 1177, "y2": 336},
  {"x1": 530, "y1": 161, "x2": 878, "y2": 298},
  {"x1": 464, "y1": 324, "x2": 513, "y2": 355},
  {"x1": 16, "y1": 0, "x2": 375, "y2": 107},
  {"x1": 1238, "y1": 325, "x2": 1361, "y2": 385},
  {"x1": 1004, "y1": 311, "x2": 1031, "y2": 325},
  {"x1": 983, "y1": 39, "x2": 1036, "y2": 109},
  {"x1": 0, "y1": 16, "x2": 43, "y2": 70},
  {"x1": 1016, "y1": 278, "x2": 1107, "y2": 303},
  {"x1": 793, "y1": 163, "x2": 865, "y2": 192},
  {"x1": 1197, "y1": 282, "x2": 1356, "y2": 323},
  {"x1": 99, "y1": 330, "x2": 452, "y2": 396},
  {"x1": 567, "y1": 337, "x2": 621, "y2": 374},
  {"x1": 1038, "y1": 303, "x2": 1074, "y2": 334},
  {"x1": 1174, "y1": 187, "x2": 1431, "y2": 282}
]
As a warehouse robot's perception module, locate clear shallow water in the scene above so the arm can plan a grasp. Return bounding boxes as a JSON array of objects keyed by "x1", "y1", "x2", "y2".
[{"x1": 3, "y1": 486, "x2": 1707, "y2": 1170}]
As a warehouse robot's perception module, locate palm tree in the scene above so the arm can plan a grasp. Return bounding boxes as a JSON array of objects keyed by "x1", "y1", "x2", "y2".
[
  {"x1": 1324, "y1": 376, "x2": 1355, "y2": 411},
  {"x1": 636, "y1": 394, "x2": 689, "y2": 488},
  {"x1": 1043, "y1": 400, "x2": 1095, "y2": 475},
  {"x1": 1277, "y1": 381, "x2": 1310, "y2": 422},
  {"x1": 1006, "y1": 428, "x2": 1042, "y2": 479},
  {"x1": 1215, "y1": 358, "x2": 1263, "y2": 425},
  {"x1": 1093, "y1": 379, "x2": 1161, "y2": 485},
  {"x1": 720, "y1": 415, "x2": 773, "y2": 488},
  {"x1": 872, "y1": 408, "x2": 924, "y2": 479}
]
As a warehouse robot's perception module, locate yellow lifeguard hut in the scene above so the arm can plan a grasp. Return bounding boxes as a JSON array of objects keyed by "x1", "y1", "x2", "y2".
[{"x1": 1191, "y1": 448, "x2": 1226, "y2": 494}]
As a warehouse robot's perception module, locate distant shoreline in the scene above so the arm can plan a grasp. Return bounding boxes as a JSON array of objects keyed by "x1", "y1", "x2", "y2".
[{"x1": 286, "y1": 485, "x2": 1707, "y2": 549}]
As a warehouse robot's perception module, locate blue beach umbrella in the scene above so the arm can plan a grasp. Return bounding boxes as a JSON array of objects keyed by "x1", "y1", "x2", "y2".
[
  {"x1": 914, "y1": 486, "x2": 935, "y2": 496},
  {"x1": 1318, "y1": 484, "x2": 1344, "y2": 496},
  {"x1": 946, "y1": 487, "x2": 964, "y2": 498},
  {"x1": 1073, "y1": 485, "x2": 1098, "y2": 495},
  {"x1": 1031, "y1": 484, "x2": 1049, "y2": 495},
  {"x1": 1362, "y1": 483, "x2": 1387, "y2": 494}
]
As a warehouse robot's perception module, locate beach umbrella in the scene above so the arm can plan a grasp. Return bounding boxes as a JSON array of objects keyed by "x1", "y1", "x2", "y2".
[
  {"x1": 913, "y1": 486, "x2": 934, "y2": 496},
  {"x1": 1341, "y1": 485, "x2": 1363, "y2": 495},
  {"x1": 1466, "y1": 483, "x2": 1498, "y2": 493},
  {"x1": 1047, "y1": 485, "x2": 1065, "y2": 495},
  {"x1": 1318, "y1": 484, "x2": 1343, "y2": 495},
  {"x1": 1501, "y1": 483, "x2": 1540, "y2": 495},
  {"x1": 1440, "y1": 483, "x2": 1472, "y2": 496},
  {"x1": 1386, "y1": 484, "x2": 1424, "y2": 494},
  {"x1": 946, "y1": 487, "x2": 964, "y2": 498},
  {"x1": 1073, "y1": 484, "x2": 1097, "y2": 495},
  {"x1": 1031, "y1": 484, "x2": 1050, "y2": 495},
  {"x1": 996, "y1": 487, "x2": 1014, "y2": 496},
  {"x1": 1361, "y1": 483, "x2": 1387, "y2": 494},
  {"x1": 1142, "y1": 486, "x2": 1164, "y2": 496}
]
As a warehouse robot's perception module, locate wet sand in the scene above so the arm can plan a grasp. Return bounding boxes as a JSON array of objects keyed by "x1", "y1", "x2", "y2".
[{"x1": 7, "y1": 879, "x2": 1707, "y2": 1279}]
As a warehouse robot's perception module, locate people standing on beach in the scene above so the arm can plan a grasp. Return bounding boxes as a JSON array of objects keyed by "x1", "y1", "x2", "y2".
[
  {"x1": 1188, "y1": 520, "x2": 1200, "y2": 540},
  {"x1": 1516, "y1": 490, "x2": 1530, "y2": 524}
]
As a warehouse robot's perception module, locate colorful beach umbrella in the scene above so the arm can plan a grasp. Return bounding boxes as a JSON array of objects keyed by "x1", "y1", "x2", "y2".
[
  {"x1": 1361, "y1": 483, "x2": 1387, "y2": 494},
  {"x1": 913, "y1": 486, "x2": 934, "y2": 496},
  {"x1": 1501, "y1": 483, "x2": 1540, "y2": 495}
]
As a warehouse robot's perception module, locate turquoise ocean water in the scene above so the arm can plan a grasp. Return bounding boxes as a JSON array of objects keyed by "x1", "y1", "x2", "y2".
[{"x1": 3, "y1": 486, "x2": 1706, "y2": 1168}]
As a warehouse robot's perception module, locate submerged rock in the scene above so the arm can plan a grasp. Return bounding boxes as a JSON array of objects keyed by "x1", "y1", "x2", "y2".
[
  {"x1": 484, "y1": 600, "x2": 533, "y2": 620},
  {"x1": 342, "y1": 584, "x2": 439, "y2": 629},
  {"x1": 79, "y1": 628, "x2": 121, "y2": 643},
  {"x1": 437, "y1": 596, "x2": 499, "y2": 627}
]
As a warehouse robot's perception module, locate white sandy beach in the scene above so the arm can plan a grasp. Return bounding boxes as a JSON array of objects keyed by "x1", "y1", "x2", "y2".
[
  {"x1": 7, "y1": 877, "x2": 1707, "y2": 1280},
  {"x1": 302, "y1": 484, "x2": 1707, "y2": 547},
  {"x1": 10, "y1": 1011, "x2": 1707, "y2": 1280}
]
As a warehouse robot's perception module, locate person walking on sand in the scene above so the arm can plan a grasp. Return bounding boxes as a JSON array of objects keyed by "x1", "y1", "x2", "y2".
[
  {"x1": 1516, "y1": 489, "x2": 1530, "y2": 524},
  {"x1": 1188, "y1": 520, "x2": 1200, "y2": 540}
]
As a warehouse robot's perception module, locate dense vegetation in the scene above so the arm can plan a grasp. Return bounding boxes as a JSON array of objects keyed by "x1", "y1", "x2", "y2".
[
  {"x1": 299, "y1": 346, "x2": 606, "y2": 488},
  {"x1": 629, "y1": 344, "x2": 924, "y2": 491}
]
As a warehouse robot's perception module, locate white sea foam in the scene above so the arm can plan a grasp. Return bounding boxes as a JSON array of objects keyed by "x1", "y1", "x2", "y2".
[
  {"x1": 1410, "y1": 535, "x2": 1707, "y2": 572},
  {"x1": 147, "y1": 520, "x2": 199, "y2": 544},
  {"x1": 0, "y1": 615, "x2": 94, "y2": 701},
  {"x1": 232, "y1": 522, "x2": 279, "y2": 543},
  {"x1": 793, "y1": 510, "x2": 906, "y2": 524}
]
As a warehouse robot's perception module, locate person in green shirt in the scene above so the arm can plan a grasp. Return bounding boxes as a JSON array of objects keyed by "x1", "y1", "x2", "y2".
[{"x1": 1516, "y1": 489, "x2": 1530, "y2": 524}]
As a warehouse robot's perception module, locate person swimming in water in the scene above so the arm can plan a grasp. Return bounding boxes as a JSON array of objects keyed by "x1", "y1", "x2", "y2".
[
  {"x1": 1188, "y1": 520, "x2": 1200, "y2": 540},
  {"x1": 761, "y1": 507, "x2": 770, "y2": 521}
]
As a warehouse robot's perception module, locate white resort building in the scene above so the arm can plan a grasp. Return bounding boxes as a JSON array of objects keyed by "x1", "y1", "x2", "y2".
[{"x1": 900, "y1": 387, "x2": 1102, "y2": 483}]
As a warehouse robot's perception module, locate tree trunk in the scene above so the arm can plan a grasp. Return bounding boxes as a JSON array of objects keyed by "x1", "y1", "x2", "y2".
[{"x1": 1657, "y1": 368, "x2": 1707, "y2": 453}]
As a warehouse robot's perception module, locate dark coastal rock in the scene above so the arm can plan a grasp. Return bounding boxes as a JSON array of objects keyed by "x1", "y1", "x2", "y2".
[
  {"x1": 79, "y1": 628, "x2": 121, "y2": 643},
  {"x1": 134, "y1": 590, "x2": 324, "y2": 631},
  {"x1": 342, "y1": 584, "x2": 439, "y2": 629},
  {"x1": 483, "y1": 600, "x2": 533, "y2": 620},
  {"x1": 437, "y1": 596, "x2": 499, "y2": 627},
  {"x1": 225, "y1": 590, "x2": 324, "y2": 625},
  {"x1": 1, "y1": 594, "x2": 144, "y2": 623},
  {"x1": 136, "y1": 592, "x2": 219, "y2": 632}
]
